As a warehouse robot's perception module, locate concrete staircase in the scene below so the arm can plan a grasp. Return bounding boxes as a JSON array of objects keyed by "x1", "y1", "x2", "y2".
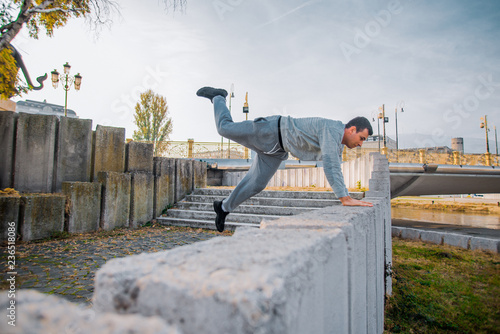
[{"x1": 156, "y1": 188, "x2": 364, "y2": 231}]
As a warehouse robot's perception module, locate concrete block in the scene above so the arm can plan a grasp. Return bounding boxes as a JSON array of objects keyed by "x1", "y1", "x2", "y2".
[
  {"x1": 261, "y1": 203, "x2": 382, "y2": 334},
  {"x1": 0, "y1": 110, "x2": 17, "y2": 188},
  {"x1": 130, "y1": 173, "x2": 154, "y2": 228},
  {"x1": 92, "y1": 125, "x2": 125, "y2": 181},
  {"x1": 98, "y1": 172, "x2": 131, "y2": 231},
  {"x1": 193, "y1": 160, "x2": 207, "y2": 189},
  {"x1": 420, "y1": 230, "x2": 443, "y2": 245},
  {"x1": 19, "y1": 194, "x2": 65, "y2": 241},
  {"x1": 400, "y1": 228, "x2": 421, "y2": 241},
  {"x1": 94, "y1": 228, "x2": 349, "y2": 334},
  {"x1": 0, "y1": 290, "x2": 181, "y2": 334},
  {"x1": 125, "y1": 141, "x2": 154, "y2": 173},
  {"x1": 368, "y1": 178, "x2": 390, "y2": 192},
  {"x1": 153, "y1": 157, "x2": 176, "y2": 217},
  {"x1": 175, "y1": 159, "x2": 193, "y2": 202},
  {"x1": 443, "y1": 233, "x2": 470, "y2": 250},
  {"x1": 55, "y1": 117, "x2": 93, "y2": 192},
  {"x1": 14, "y1": 113, "x2": 58, "y2": 193},
  {"x1": 470, "y1": 237, "x2": 500, "y2": 253},
  {"x1": 62, "y1": 182, "x2": 101, "y2": 233},
  {"x1": 0, "y1": 196, "x2": 20, "y2": 243},
  {"x1": 392, "y1": 226, "x2": 403, "y2": 238}
]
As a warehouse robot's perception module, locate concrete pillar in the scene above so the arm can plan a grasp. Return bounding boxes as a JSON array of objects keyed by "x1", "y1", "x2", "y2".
[
  {"x1": 55, "y1": 117, "x2": 93, "y2": 192},
  {"x1": 62, "y1": 182, "x2": 101, "y2": 233},
  {"x1": 419, "y1": 149, "x2": 426, "y2": 164},
  {"x1": 484, "y1": 152, "x2": 492, "y2": 166},
  {"x1": 14, "y1": 113, "x2": 58, "y2": 193},
  {"x1": 453, "y1": 151, "x2": 461, "y2": 165},
  {"x1": 130, "y1": 173, "x2": 154, "y2": 228},
  {"x1": 188, "y1": 138, "x2": 194, "y2": 158},
  {"x1": 125, "y1": 141, "x2": 154, "y2": 173},
  {"x1": 0, "y1": 111, "x2": 17, "y2": 189},
  {"x1": 153, "y1": 158, "x2": 176, "y2": 217},
  {"x1": 193, "y1": 160, "x2": 207, "y2": 189},
  {"x1": 19, "y1": 194, "x2": 66, "y2": 241},
  {"x1": 92, "y1": 125, "x2": 126, "y2": 181},
  {"x1": 98, "y1": 172, "x2": 131, "y2": 231}
]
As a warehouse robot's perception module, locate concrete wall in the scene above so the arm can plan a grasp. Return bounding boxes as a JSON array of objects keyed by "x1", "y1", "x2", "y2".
[
  {"x1": 62, "y1": 181, "x2": 101, "y2": 233},
  {"x1": 98, "y1": 172, "x2": 131, "y2": 231},
  {"x1": 91, "y1": 153, "x2": 390, "y2": 334},
  {"x1": 19, "y1": 194, "x2": 66, "y2": 241},
  {"x1": 92, "y1": 125, "x2": 126, "y2": 181}
]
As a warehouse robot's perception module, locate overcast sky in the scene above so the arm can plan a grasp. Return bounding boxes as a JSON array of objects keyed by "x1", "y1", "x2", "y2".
[{"x1": 11, "y1": 0, "x2": 500, "y2": 153}]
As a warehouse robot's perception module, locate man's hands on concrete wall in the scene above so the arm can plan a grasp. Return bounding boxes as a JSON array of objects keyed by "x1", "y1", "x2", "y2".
[{"x1": 339, "y1": 196, "x2": 373, "y2": 207}]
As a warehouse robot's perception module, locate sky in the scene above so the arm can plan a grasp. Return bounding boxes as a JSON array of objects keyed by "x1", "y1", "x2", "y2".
[{"x1": 10, "y1": 0, "x2": 500, "y2": 153}]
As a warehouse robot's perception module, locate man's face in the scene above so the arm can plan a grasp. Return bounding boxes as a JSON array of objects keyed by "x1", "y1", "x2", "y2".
[{"x1": 342, "y1": 126, "x2": 369, "y2": 149}]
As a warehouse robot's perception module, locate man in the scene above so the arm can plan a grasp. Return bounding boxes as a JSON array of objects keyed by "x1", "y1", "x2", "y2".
[{"x1": 197, "y1": 86, "x2": 374, "y2": 232}]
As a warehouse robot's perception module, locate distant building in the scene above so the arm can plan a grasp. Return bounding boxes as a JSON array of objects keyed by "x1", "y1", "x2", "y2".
[
  {"x1": 16, "y1": 99, "x2": 78, "y2": 118},
  {"x1": 451, "y1": 137, "x2": 464, "y2": 154},
  {"x1": 364, "y1": 135, "x2": 397, "y2": 150}
]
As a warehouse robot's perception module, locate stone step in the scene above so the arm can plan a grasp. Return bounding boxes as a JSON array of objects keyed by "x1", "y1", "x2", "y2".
[
  {"x1": 165, "y1": 209, "x2": 282, "y2": 224},
  {"x1": 184, "y1": 194, "x2": 342, "y2": 208},
  {"x1": 192, "y1": 188, "x2": 364, "y2": 200},
  {"x1": 173, "y1": 202, "x2": 319, "y2": 216},
  {"x1": 156, "y1": 217, "x2": 259, "y2": 231}
]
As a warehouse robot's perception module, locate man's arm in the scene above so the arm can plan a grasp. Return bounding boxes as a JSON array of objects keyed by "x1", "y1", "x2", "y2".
[{"x1": 339, "y1": 196, "x2": 373, "y2": 207}]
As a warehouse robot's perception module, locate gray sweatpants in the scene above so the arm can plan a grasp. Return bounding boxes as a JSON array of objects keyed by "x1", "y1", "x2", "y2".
[{"x1": 213, "y1": 96, "x2": 289, "y2": 212}]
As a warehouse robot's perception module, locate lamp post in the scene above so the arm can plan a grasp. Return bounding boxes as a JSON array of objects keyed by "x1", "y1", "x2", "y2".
[
  {"x1": 227, "y1": 84, "x2": 235, "y2": 159},
  {"x1": 243, "y1": 92, "x2": 249, "y2": 159},
  {"x1": 480, "y1": 115, "x2": 491, "y2": 166},
  {"x1": 51, "y1": 62, "x2": 82, "y2": 117},
  {"x1": 395, "y1": 101, "x2": 404, "y2": 162},
  {"x1": 378, "y1": 104, "x2": 388, "y2": 155}
]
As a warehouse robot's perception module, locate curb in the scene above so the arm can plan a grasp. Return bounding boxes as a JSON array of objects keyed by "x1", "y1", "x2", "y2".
[{"x1": 392, "y1": 226, "x2": 500, "y2": 254}]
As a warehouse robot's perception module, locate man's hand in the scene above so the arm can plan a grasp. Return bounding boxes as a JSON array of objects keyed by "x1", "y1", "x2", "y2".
[{"x1": 339, "y1": 196, "x2": 373, "y2": 207}]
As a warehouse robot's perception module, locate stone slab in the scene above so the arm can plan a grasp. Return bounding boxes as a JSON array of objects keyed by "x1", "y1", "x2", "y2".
[
  {"x1": 19, "y1": 194, "x2": 65, "y2": 241},
  {"x1": 98, "y1": 172, "x2": 131, "y2": 231},
  {"x1": 0, "y1": 290, "x2": 181, "y2": 334},
  {"x1": 400, "y1": 228, "x2": 421, "y2": 241},
  {"x1": 0, "y1": 196, "x2": 20, "y2": 243},
  {"x1": 130, "y1": 173, "x2": 154, "y2": 228},
  {"x1": 175, "y1": 159, "x2": 193, "y2": 202},
  {"x1": 92, "y1": 125, "x2": 125, "y2": 181},
  {"x1": 94, "y1": 228, "x2": 349, "y2": 334},
  {"x1": 193, "y1": 160, "x2": 207, "y2": 189},
  {"x1": 55, "y1": 117, "x2": 93, "y2": 191},
  {"x1": 0, "y1": 111, "x2": 17, "y2": 189},
  {"x1": 470, "y1": 237, "x2": 500, "y2": 253},
  {"x1": 125, "y1": 141, "x2": 154, "y2": 173},
  {"x1": 14, "y1": 113, "x2": 58, "y2": 193},
  {"x1": 153, "y1": 158, "x2": 176, "y2": 217},
  {"x1": 420, "y1": 230, "x2": 443, "y2": 245},
  {"x1": 62, "y1": 181, "x2": 101, "y2": 233},
  {"x1": 442, "y1": 233, "x2": 470, "y2": 249}
]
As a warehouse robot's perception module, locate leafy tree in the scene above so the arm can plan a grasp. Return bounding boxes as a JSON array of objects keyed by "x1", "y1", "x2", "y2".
[
  {"x1": 133, "y1": 89, "x2": 173, "y2": 156},
  {"x1": 0, "y1": 0, "x2": 186, "y2": 99}
]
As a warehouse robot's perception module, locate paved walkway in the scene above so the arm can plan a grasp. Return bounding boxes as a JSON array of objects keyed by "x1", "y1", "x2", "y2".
[{"x1": 1, "y1": 225, "x2": 227, "y2": 306}]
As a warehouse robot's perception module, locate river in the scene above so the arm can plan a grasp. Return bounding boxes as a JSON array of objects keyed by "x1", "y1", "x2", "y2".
[{"x1": 391, "y1": 207, "x2": 500, "y2": 230}]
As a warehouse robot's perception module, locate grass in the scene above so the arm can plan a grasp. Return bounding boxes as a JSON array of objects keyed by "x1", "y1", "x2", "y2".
[{"x1": 385, "y1": 238, "x2": 500, "y2": 333}]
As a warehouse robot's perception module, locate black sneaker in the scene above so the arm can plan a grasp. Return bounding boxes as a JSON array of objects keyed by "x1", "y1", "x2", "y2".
[
  {"x1": 213, "y1": 200, "x2": 229, "y2": 232},
  {"x1": 196, "y1": 87, "x2": 228, "y2": 101}
]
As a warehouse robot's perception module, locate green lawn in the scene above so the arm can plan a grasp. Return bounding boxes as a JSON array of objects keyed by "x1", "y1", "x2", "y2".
[{"x1": 385, "y1": 238, "x2": 500, "y2": 333}]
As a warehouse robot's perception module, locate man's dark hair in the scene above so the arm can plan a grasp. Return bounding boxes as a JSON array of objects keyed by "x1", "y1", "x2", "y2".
[{"x1": 345, "y1": 116, "x2": 373, "y2": 136}]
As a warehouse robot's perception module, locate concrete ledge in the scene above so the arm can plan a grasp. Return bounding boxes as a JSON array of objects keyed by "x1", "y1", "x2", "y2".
[
  {"x1": 19, "y1": 194, "x2": 65, "y2": 241},
  {"x1": 62, "y1": 182, "x2": 102, "y2": 233},
  {"x1": 392, "y1": 227, "x2": 500, "y2": 253},
  {"x1": 125, "y1": 142, "x2": 154, "y2": 173},
  {"x1": 0, "y1": 290, "x2": 181, "y2": 334},
  {"x1": 94, "y1": 228, "x2": 350, "y2": 334}
]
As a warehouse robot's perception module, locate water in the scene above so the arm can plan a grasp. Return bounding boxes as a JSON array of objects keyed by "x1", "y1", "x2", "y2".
[{"x1": 391, "y1": 207, "x2": 500, "y2": 230}]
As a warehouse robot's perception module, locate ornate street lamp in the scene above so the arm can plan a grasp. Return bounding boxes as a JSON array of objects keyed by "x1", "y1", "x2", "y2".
[
  {"x1": 395, "y1": 101, "x2": 405, "y2": 162},
  {"x1": 243, "y1": 92, "x2": 249, "y2": 159},
  {"x1": 51, "y1": 62, "x2": 82, "y2": 117}
]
